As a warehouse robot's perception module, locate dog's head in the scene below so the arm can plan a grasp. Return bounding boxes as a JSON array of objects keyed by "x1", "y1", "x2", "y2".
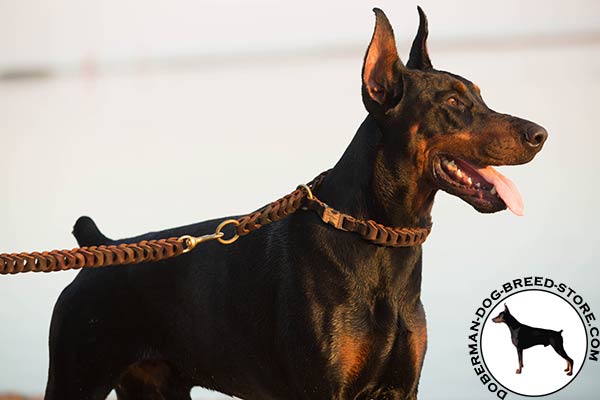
[
  {"x1": 491, "y1": 304, "x2": 511, "y2": 323},
  {"x1": 362, "y1": 7, "x2": 547, "y2": 216}
]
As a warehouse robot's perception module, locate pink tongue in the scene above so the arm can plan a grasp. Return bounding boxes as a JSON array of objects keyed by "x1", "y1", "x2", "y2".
[{"x1": 475, "y1": 166, "x2": 524, "y2": 216}]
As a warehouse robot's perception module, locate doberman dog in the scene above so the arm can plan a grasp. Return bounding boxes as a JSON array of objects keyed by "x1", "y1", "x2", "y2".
[
  {"x1": 492, "y1": 304, "x2": 573, "y2": 376},
  {"x1": 45, "y1": 7, "x2": 547, "y2": 400}
]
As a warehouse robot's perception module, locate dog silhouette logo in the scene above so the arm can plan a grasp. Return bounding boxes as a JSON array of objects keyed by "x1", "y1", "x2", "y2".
[{"x1": 491, "y1": 303, "x2": 573, "y2": 376}]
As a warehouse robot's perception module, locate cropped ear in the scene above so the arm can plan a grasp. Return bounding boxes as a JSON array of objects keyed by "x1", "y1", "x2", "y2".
[
  {"x1": 504, "y1": 303, "x2": 509, "y2": 312},
  {"x1": 362, "y1": 8, "x2": 404, "y2": 112},
  {"x1": 406, "y1": 6, "x2": 433, "y2": 70}
]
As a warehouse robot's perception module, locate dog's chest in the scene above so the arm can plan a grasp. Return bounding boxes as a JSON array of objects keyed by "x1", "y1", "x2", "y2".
[
  {"x1": 332, "y1": 332, "x2": 374, "y2": 383},
  {"x1": 326, "y1": 299, "x2": 426, "y2": 391},
  {"x1": 511, "y1": 327, "x2": 521, "y2": 346}
]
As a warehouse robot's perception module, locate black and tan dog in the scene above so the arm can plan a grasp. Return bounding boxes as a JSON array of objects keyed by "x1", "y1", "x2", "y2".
[
  {"x1": 45, "y1": 8, "x2": 547, "y2": 400},
  {"x1": 492, "y1": 304, "x2": 573, "y2": 376}
]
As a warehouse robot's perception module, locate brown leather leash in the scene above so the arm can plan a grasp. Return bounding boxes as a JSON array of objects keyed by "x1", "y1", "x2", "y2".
[{"x1": 0, "y1": 171, "x2": 431, "y2": 275}]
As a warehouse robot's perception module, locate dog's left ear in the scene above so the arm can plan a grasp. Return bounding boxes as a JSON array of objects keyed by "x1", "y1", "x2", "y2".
[
  {"x1": 406, "y1": 6, "x2": 433, "y2": 70},
  {"x1": 362, "y1": 8, "x2": 405, "y2": 113},
  {"x1": 504, "y1": 303, "x2": 509, "y2": 312}
]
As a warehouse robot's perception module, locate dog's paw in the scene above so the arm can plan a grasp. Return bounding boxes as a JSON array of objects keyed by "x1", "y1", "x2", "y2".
[
  {"x1": 516, "y1": 369, "x2": 522, "y2": 374},
  {"x1": 567, "y1": 371, "x2": 573, "y2": 376}
]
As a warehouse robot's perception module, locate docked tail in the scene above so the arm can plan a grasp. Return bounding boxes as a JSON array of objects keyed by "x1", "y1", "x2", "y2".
[{"x1": 72, "y1": 216, "x2": 111, "y2": 246}]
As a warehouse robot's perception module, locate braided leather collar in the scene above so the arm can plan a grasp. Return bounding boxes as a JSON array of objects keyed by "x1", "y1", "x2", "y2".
[{"x1": 235, "y1": 171, "x2": 431, "y2": 247}]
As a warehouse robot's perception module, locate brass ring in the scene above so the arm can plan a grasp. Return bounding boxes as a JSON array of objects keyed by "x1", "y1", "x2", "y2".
[
  {"x1": 297, "y1": 184, "x2": 314, "y2": 200},
  {"x1": 215, "y1": 219, "x2": 240, "y2": 245}
]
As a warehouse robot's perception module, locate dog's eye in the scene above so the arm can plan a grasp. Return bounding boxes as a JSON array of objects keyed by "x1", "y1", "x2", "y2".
[
  {"x1": 446, "y1": 96, "x2": 468, "y2": 112},
  {"x1": 446, "y1": 96, "x2": 462, "y2": 108}
]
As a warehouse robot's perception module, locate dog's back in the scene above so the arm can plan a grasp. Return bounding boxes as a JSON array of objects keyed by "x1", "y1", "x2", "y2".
[
  {"x1": 516, "y1": 324, "x2": 563, "y2": 349},
  {"x1": 48, "y1": 214, "x2": 303, "y2": 399}
]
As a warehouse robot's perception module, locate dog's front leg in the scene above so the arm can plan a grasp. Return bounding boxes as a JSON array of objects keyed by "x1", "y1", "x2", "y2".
[
  {"x1": 400, "y1": 306, "x2": 428, "y2": 399},
  {"x1": 406, "y1": 320, "x2": 428, "y2": 392},
  {"x1": 375, "y1": 302, "x2": 427, "y2": 400},
  {"x1": 516, "y1": 348, "x2": 523, "y2": 374}
]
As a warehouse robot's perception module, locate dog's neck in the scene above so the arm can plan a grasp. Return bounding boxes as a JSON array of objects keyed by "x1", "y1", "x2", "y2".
[
  {"x1": 316, "y1": 114, "x2": 435, "y2": 229},
  {"x1": 504, "y1": 312, "x2": 522, "y2": 330}
]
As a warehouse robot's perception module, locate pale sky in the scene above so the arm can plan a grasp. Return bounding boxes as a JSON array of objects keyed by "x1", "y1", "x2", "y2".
[{"x1": 1, "y1": 0, "x2": 599, "y2": 69}]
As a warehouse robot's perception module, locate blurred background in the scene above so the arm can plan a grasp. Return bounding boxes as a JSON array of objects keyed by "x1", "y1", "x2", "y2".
[{"x1": 1, "y1": 0, "x2": 599, "y2": 399}]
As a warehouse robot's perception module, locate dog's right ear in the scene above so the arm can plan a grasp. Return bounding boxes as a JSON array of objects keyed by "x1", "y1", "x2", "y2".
[
  {"x1": 362, "y1": 8, "x2": 405, "y2": 114},
  {"x1": 504, "y1": 303, "x2": 509, "y2": 312}
]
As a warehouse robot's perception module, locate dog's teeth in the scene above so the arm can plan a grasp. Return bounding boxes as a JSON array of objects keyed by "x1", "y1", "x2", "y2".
[
  {"x1": 475, "y1": 182, "x2": 481, "y2": 189},
  {"x1": 448, "y1": 160, "x2": 457, "y2": 171},
  {"x1": 442, "y1": 158, "x2": 449, "y2": 166},
  {"x1": 467, "y1": 177, "x2": 473, "y2": 186},
  {"x1": 456, "y1": 169, "x2": 463, "y2": 178},
  {"x1": 490, "y1": 187, "x2": 497, "y2": 195}
]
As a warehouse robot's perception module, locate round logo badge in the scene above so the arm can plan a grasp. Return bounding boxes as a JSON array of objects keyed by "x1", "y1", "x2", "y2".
[
  {"x1": 467, "y1": 276, "x2": 598, "y2": 398},
  {"x1": 481, "y1": 290, "x2": 587, "y2": 396}
]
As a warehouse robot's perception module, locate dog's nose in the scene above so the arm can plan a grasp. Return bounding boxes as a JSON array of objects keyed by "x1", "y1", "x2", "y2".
[{"x1": 524, "y1": 126, "x2": 548, "y2": 148}]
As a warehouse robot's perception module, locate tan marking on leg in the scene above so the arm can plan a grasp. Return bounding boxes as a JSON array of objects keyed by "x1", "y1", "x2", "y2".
[
  {"x1": 120, "y1": 360, "x2": 170, "y2": 389},
  {"x1": 337, "y1": 335, "x2": 371, "y2": 382}
]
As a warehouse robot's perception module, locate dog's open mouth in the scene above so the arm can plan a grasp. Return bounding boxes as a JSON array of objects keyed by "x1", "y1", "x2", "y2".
[{"x1": 432, "y1": 155, "x2": 524, "y2": 215}]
